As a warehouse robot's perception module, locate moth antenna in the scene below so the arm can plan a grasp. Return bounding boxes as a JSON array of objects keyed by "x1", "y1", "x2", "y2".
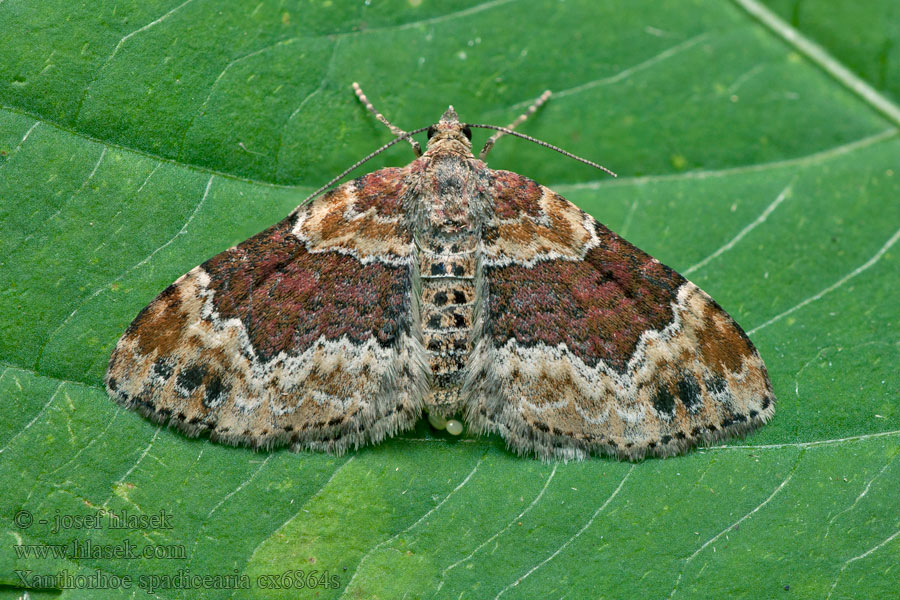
[
  {"x1": 480, "y1": 90, "x2": 552, "y2": 159},
  {"x1": 353, "y1": 82, "x2": 422, "y2": 157},
  {"x1": 468, "y1": 124, "x2": 616, "y2": 177},
  {"x1": 299, "y1": 126, "x2": 432, "y2": 206}
]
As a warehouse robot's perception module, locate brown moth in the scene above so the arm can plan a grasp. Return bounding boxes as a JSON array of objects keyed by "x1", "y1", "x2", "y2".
[{"x1": 106, "y1": 84, "x2": 775, "y2": 460}]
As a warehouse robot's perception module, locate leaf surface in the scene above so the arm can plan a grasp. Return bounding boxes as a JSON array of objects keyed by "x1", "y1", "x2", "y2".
[{"x1": 1, "y1": 1, "x2": 898, "y2": 598}]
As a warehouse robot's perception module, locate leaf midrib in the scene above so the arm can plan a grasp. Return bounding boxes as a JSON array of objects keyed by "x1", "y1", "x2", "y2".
[{"x1": 732, "y1": 0, "x2": 900, "y2": 128}]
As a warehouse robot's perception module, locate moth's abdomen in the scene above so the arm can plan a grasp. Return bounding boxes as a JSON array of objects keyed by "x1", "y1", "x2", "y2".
[{"x1": 418, "y1": 233, "x2": 478, "y2": 413}]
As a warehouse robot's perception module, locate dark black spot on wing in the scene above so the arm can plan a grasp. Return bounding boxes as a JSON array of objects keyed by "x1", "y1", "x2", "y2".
[
  {"x1": 177, "y1": 365, "x2": 206, "y2": 392},
  {"x1": 151, "y1": 358, "x2": 174, "y2": 381},
  {"x1": 653, "y1": 385, "x2": 676, "y2": 417},
  {"x1": 677, "y1": 372, "x2": 703, "y2": 412},
  {"x1": 705, "y1": 375, "x2": 727, "y2": 395},
  {"x1": 203, "y1": 374, "x2": 229, "y2": 408}
]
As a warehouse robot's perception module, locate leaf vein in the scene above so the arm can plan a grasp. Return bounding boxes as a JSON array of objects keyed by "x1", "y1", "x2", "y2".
[
  {"x1": 34, "y1": 174, "x2": 213, "y2": 373},
  {"x1": 178, "y1": 38, "x2": 305, "y2": 160},
  {"x1": 511, "y1": 33, "x2": 710, "y2": 110},
  {"x1": 341, "y1": 455, "x2": 485, "y2": 599},
  {"x1": 17, "y1": 145, "x2": 107, "y2": 267},
  {"x1": 748, "y1": 226, "x2": 900, "y2": 335},
  {"x1": 435, "y1": 463, "x2": 558, "y2": 595},
  {"x1": 274, "y1": 37, "x2": 342, "y2": 180},
  {"x1": 103, "y1": 425, "x2": 162, "y2": 508},
  {"x1": 0, "y1": 380, "x2": 64, "y2": 456},
  {"x1": 494, "y1": 464, "x2": 634, "y2": 600},
  {"x1": 72, "y1": 0, "x2": 197, "y2": 123},
  {"x1": 0, "y1": 119, "x2": 40, "y2": 171},
  {"x1": 189, "y1": 455, "x2": 273, "y2": 568},
  {"x1": 824, "y1": 451, "x2": 898, "y2": 540},
  {"x1": 668, "y1": 451, "x2": 803, "y2": 599},
  {"x1": 708, "y1": 429, "x2": 900, "y2": 450},
  {"x1": 554, "y1": 128, "x2": 898, "y2": 190},
  {"x1": 684, "y1": 181, "x2": 793, "y2": 275},
  {"x1": 827, "y1": 527, "x2": 900, "y2": 599},
  {"x1": 231, "y1": 455, "x2": 354, "y2": 600},
  {"x1": 732, "y1": 0, "x2": 900, "y2": 127}
]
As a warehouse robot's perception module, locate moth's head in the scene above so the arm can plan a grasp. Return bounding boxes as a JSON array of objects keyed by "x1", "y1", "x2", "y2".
[{"x1": 425, "y1": 106, "x2": 473, "y2": 155}]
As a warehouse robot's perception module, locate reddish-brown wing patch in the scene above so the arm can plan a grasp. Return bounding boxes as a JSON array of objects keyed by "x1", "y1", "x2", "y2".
[
  {"x1": 486, "y1": 225, "x2": 682, "y2": 372},
  {"x1": 202, "y1": 217, "x2": 406, "y2": 360}
]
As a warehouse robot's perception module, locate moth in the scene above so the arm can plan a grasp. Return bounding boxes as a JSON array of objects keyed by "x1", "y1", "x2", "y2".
[{"x1": 106, "y1": 83, "x2": 775, "y2": 460}]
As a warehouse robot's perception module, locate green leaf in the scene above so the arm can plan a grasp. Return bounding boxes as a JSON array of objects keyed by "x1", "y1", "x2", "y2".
[{"x1": 2, "y1": 1, "x2": 898, "y2": 599}]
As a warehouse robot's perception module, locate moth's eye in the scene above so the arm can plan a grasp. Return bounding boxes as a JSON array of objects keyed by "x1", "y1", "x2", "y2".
[
  {"x1": 462, "y1": 125, "x2": 472, "y2": 140},
  {"x1": 427, "y1": 126, "x2": 437, "y2": 140}
]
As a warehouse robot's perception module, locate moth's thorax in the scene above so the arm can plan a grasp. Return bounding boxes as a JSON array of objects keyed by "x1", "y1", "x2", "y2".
[{"x1": 420, "y1": 153, "x2": 480, "y2": 232}]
